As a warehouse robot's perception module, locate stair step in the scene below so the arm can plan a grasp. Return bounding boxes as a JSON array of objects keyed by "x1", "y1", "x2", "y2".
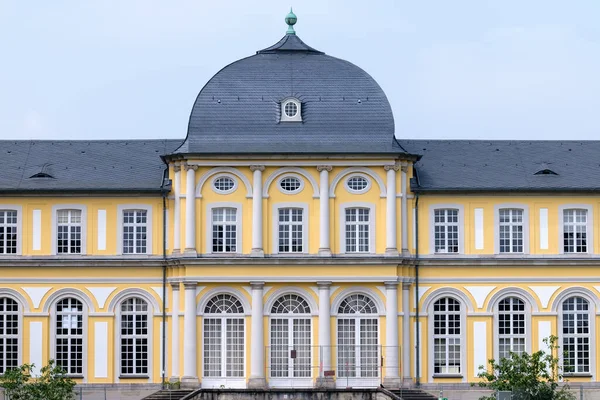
[{"x1": 142, "y1": 389, "x2": 195, "y2": 400}]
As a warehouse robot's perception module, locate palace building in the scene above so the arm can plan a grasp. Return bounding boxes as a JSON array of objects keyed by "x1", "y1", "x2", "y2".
[{"x1": 2, "y1": 10, "x2": 600, "y2": 396}]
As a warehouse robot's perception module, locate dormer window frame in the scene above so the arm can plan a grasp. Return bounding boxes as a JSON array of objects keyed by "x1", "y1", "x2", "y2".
[{"x1": 280, "y1": 98, "x2": 302, "y2": 122}]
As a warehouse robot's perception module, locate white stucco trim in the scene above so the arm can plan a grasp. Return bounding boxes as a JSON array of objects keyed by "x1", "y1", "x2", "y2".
[
  {"x1": 489, "y1": 291, "x2": 534, "y2": 361},
  {"x1": 422, "y1": 287, "x2": 475, "y2": 314},
  {"x1": 42, "y1": 287, "x2": 95, "y2": 313},
  {"x1": 344, "y1": 173, "x2": 372, "y2": 195},
  {"x1": 205, "y1": 202, "x2": 243, "y2": 255},
  {"x1": 0, "y1": 289, "x2": 26, "y2": 368},
  {"x1": 51, "y1": 205, "x2": 88, "y2": 255},
  {"x1": 263, "y1": 287, "x2": 318, "y2": 316},
  {"x1": 210, "y1": 173, "x2": 239, "y2": 195},
  {"x1": 428, "y1": 204, "x2": 465, "y2": 255},
  {"x1": 106, "y1": 288, "x2": 161, "y2": 314},
  {"x1": 330, "y1": 287, "x2": 385, "y2": 316},
  {"x1": 493, "y1": 204, "x2": 530, "y2": 254},
  {"x1": 197, "y1": 287, "x2": 251, "y2": 315},
  {"x1": 558, "y1": 205, "x2": 594, "y2": 254},
  {"x1": 116, "y1": 204, "x2": 153, "y2": 255},
  {"x1": 329, "y1": 167, "x2": 386, "y2": 198},
  {"x1": 196, "y1": 167, "x2": 252, "y2": 198},
  {"x1": 262, "y1": 167, "x2": 319, "y2": 198},
  {"x1": 486, "y1": 287, "x2": 540, "y2": 313},
  {"x1": 339, "y1": 202, "x2": 376, "y2": 254},
  {"x1": 0, "y1": 205, "x2": 23, "y2": 255},
  {"x1": 271, "y1": 202, "x2": 309, "y2": 255}
]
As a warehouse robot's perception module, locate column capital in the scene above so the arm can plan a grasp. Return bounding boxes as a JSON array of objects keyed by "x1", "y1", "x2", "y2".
[
  {"x1": 184, "y1": 163, "x2": 198, "y2": 171},
  {"x1": 400, "y1": 165, "x2": 409, "y2": 173},
  {"x1": 182, "y1": 282, "x2": 197, "y2": 290},
  {"x1": 170, "y1": 282, "x2": 181, "y2": 291},
  {"x1": 249, "y1": 281, "x2": 265, "y2": 288},
  {"x1": 249, "y1": 165, "x2": 265, "y2": 172},
  {"x1": 402, "y1": 282, "x2": 412, "y2": 290},
  {"x1": 316, "y1": 281, "x2": 332, "y2": 287},
  {"x1": 173, "y1": 162, "x2": 182, "y2": 172},
  {"x1": 384, "y1": 281, "x2": 399, "y2": 289},
  {"x1": 317, "y1": 165, "x2": 332, "y2": 172},
  {"x1": 384, "y1": 164, "x2": 400, "y2": 172}
]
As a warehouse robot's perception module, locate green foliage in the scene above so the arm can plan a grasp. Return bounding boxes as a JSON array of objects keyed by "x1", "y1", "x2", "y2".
[
  {"x1": 476, "y1": 336, "x2": 576, "y2": 400},
  {"x1": 0, "y1": 360, "x2": 76, "y2": 400}
]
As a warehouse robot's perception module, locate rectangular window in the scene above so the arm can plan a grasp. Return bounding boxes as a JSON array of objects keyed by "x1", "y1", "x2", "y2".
[
  {"x1": 57, "y1": 210, "x2": 82, "y2": 254},
  {"x1": 212, "y1": 208, "x2": 237, "y2": 253},
  {"x1": 563, "y1": 209, "x2": 587, "y2": 253},
  {"x1": 434, "y1": 209, "x2": 459, "y2": 253},
  {"x1": 0, "y1": 211, "x2": 18, "y2": 254},
  {"x1": 499, "y1": 209, "x2": 524, "y2": 253},
  {"x1": 345, "y1": 208, "x2": 370, "y2": 253},
  {"x1": 278, "y1": 208, "x2": 303, "y2": 253},
  {"x1": 123, "y1": 210, "x2": 148, "y2": 254}
]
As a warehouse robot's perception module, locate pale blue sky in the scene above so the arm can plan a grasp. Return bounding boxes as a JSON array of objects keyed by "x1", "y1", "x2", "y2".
[{"x1": 2, "y1": 1, "x2": 599, "y2": 140}]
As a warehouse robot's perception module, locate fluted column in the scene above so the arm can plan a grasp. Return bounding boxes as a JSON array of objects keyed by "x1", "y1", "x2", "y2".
[
  {"x1": 402, "y1": 283, "x2": 411, "y2": 384},
  {"x1": 184, "y1": 164, "x2": 198, "y2": 255},
  {"x1": 173, "y1": 163, "x2": 181, "y2": 253},
  {"x1": 248, "y1": 282, "x2": 266, "y2": 388},
  {"x1": 170, "y1": 283, "x2": 180, "y2": 381},
  {"x1": 385, "y1": 164, "x2": 399, "y2": 256},
  {"x1": 384, "y1": 281, "x2": 400, "y2": 387},
  {"x1": 317, "y1": 165, "x2": 332, "y2": 256},
  {"x1": 250, "y1": 165, "x2": 265, "y2": 257},
  {"x1": 181, "y1": 282, "x2": 198, "y2": 386},
  {"x1": 316, "y1": 281, "x2": 334, "y2": 387},
  {"x1": 401, "y1": 163, "x2": 409, "y2": 255}
]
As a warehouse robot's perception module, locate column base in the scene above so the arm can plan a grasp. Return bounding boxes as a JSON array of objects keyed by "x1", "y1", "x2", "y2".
[
  {"x1": 315, "y1": 377, "x2": 336, "y2": 389},
  {"x1": 169, "y1": 376, "x2": 181, "y2": 383},
  {"x1": 318, "y1": 248, "x2": 332, "y2": 257},
  {"x1": 383, "y1": 376, "x2": 402, "y2": 389},
  {"x1": 402, "y1": 377, "x2": 415, "y2": 387},
  {"x1": 182, "y1": 249, "x2": 197, "y2": 257},
  {"x1": 401, "y1": 248, "x2": 410, "y2": 257},
  {"x1": 385, "y1": 248, "x2": 399, "y2": 257},
  {"x1": 247, "y1": 377, "x2": 267, "y2": 389},
  {"x1": 180, "y1": 376, "x2": 200, "y2": 388},
  {"x1": 250, "y1": 249, "x2": 264, "y2": 257}
]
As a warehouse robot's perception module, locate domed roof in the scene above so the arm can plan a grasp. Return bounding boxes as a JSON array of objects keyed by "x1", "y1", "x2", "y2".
[{"x1": 175, "y1": 16, "x2": 401, "y2": 155}]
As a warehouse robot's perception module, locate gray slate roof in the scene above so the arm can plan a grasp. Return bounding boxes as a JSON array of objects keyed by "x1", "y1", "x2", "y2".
[
  {"x1": 174, "y1": 34, "x2": 403, "y2": 155},
  {"x1": 400, "y1": 140, "x2": 600, "y2": 192},
  {"x1": 0, "y1": 140, "x2": 181, "y2": 193}
]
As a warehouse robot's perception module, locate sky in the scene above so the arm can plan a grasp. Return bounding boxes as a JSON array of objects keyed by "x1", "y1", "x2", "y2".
[{"x1": 1, "y1": 0, "x2": 600, "y2": 141}]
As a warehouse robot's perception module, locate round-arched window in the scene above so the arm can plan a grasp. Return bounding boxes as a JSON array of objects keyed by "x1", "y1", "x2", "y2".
[
  {"x1": 212, "y1": 175, "x2": 236, "y2": 194},
  {"x1": 279, "y1": 176, "x2": 303, "y2": 194},
  {"x1": 345, "y1": 175, "x2": 370, "y2": 194},
  {"x1": 284, "y1": 101, "x2": 298, "y2": 118}
]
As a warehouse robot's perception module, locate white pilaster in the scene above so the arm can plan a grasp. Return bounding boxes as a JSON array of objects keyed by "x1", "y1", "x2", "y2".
[
  {"x1": 400, "y1": 163, "x2": 409, "y2": 255},
  {"x1": 170, "y1": 283, "x2": 180, "y2": 381},
  {"x1": 402, "y1": 283, "x2": 411, "y2": 384},
  {"x1": 385, "y1": 165, "x2": 399, "y2": 256},
  {"x1": 173, "y1": 163, "x2": 181, "y2": 253},
  {"x1": 181, "y1": 282, "x2": 198, "y2": 386},
  {"x1": 384, "y1": 282, "x2": 400, "y2": 387},
  {"x1": 317, "y1": 165, "x2": 332, "y2": 256},
  {"x1": 184, "y1": 164, "x2": 198, "y2": 255},
  {"x1": 250, "y1": 166, "x2": 265, "y2": 257},
  {"x1": 248, "y1": 281, "x2": 266, "y2": 388},
  {"x1": 316, "y1": 281, "x2": 334, "y2": 387}
]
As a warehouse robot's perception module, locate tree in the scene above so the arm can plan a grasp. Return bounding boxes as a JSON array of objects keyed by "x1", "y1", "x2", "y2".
[
  {"x1": 476, "y1": 336, "x2": 575, "y2": 400},
  {"x1": 0, "y1": 360, "x2": 76, "y2": 400}
]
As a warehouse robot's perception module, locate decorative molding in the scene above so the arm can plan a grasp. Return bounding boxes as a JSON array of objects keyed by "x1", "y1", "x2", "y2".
[
  {"x1": 329, "y1": 167, "x2": 387, "y2": 198},
  {"x1": 106, "y1": 288, "x2": 161, "y2": 313},
  {"x1": 330, "y1": 286, "x2": 386, "y2": 316},
  {"x1": 22, "y1": 287, "x2": 52, "y2": 309},
  {"x1": 86, "y1": 287, "x2": 117, "y2": 309},
  {"x1": 463, "y1": 286, "x2": 496, "y2": 309},
  {"x1": 249, "y1": 165, "x2": 265, "y2": 172},
  {"x1": 384, "y1": 164, "x2": 400, "y2": 171},
  {"x1": 196, "y1": 287, "x2": 251, "y2": 315},
  {"x1": 417, "y1": 286, "x2": 431, "y2": 304},
  {"x1": 528, "y1": 285, "x2": 560, "y2": 309},
  {"x1": 262, "y1": 167, "x2": 319, "y2": 198},
  {"x1": 184, "y1": 164, "x2": 198, "y2": 171},
  {"x1": 196, "y1": 167, "x2": 253, "y2": 198},
  {"x1": 316, "y1": 165, "x2": 332, "y2": 172}
]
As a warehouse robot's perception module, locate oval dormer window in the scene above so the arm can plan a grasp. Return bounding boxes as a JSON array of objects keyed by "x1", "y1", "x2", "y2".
[
  {"x1": 212, "y1": 175, "x2": 237, "y2": 194},
  {"x1": 279, "y1": 175, "x2": 303, "y2": 194},
  {"x1": 281, "y1": 98, "x2": 302, "y2": 122},
  {"x1": 345, "y1": 175, "x2": 370, "y2": 194}
]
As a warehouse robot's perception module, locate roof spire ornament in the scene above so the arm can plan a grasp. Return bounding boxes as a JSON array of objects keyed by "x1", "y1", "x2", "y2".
[{"x1": 285, "y1": 8, "x2": 297, "y2": 35}]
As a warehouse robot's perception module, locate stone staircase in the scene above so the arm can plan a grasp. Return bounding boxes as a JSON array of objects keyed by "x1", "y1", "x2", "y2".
[
  {"x1": 142, "y1": 389, "x2": 195, "y2": 400},
  {"x1": 390, "y1": 389, "x2": 439, "y2": 400}
]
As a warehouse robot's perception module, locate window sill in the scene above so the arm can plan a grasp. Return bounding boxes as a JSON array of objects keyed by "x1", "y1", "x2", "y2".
[
  {"x1": 119, "y1": 375, "x2": 149, "y2": 379},
  {"x1": 432, "y1": 374, "x2": 463, "y2": 378},
  {"x1": 563, "y1": 373, "x2": 592, "y2": 378},
  {"x1": 67, "y1": 375, "x2": 84, "y2": 379}
]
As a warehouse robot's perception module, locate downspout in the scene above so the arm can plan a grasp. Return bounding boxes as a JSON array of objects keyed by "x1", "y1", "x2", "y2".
[
  {"x1": 414, "y1": 179, "x2": 421, "y2": 387},
  {"x1": 160, "y1": 166, "x2": 170, "y2": 389}
]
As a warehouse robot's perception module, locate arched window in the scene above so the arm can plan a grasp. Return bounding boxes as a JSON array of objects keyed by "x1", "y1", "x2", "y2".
[
  {"x1": 269, "y1": 294, "x2": 311, "y2": 382},
  {"x1": 562, "y1": 296, "x2": 590, "y2": 373},
  {"x1": 120, "y1": 297, "x2": 149, "y2": 376},
  {"x1": 498, "y1": 297, "x2": 526, "y2": 359},
  {"x1": 56, "y1": 298, "x2": 84, "y2": 375},
  {"x1": 0, "y1": 297, "x2": 19, "y2": 373},
  {"x1": 203, "y1": 294, "x2": 245, "y2": 381},
  {"x1": 432, "y1": 297, "x2": 461, "y2": 375},
  {"x1": 337, "y1": 294, "x2": 379, "y2": 381}
]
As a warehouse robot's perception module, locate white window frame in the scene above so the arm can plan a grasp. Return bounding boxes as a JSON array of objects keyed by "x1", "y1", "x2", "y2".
[
  {"x1": 280, "y1": 97, "x2": 302, "y2": 122},
  {"x1": 211, "y1": 173, "x2": 238, "y2": 195},
  {"x1": 0, "y1": 296, "x2": 20, "y2": 374},
  {"x1": 117, "y1": 205, "x2": 153, "y2": 255},
  {"x1": 496, "y1": 297, "x2": 527, "y2": 360},
  {"x1": 494, "y1": 204, "x2": 530, "y2": 254},
  {"x1": 201, "y1": 294, "x2": 246, "y2": 388},
  {"x1": 205, "y1": 203, "x2": 242, "y2": 255},
  {"x1": 339, "y1": 202, "x2": 376, "y2": 254},
  {"x1": 272, "y1": 203, "x2": 309, "y2": 255},
  {"x1": 52, "y1": 205, "x2": 87, "y2": 255},
  {"x1": 559, "y1": 205, "x2": 593, "y2": 255},
  {"x1": 277, "y1": 174, "x2": 305, "y2": 195},
  {"x1": 560, "y1": 296, "x2": 592, "y2": 376},
  {"x1": 118, "y1": 297, "x2": 150, "y2": 378},
  {"x1": 429, "y1": 204, "x2": 464, "y2": 255},
  {"x1": 52, "y1": 296, "x2": 87, "y2": 378},
  {"x1": 0, "y1": 206, "x2": 22, "y2": 255},
  {"x1": 344, "y1": 173, "x2": 372, "y2": 195}
]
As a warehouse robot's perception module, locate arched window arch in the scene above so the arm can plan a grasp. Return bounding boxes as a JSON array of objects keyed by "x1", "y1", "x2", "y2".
[
  {"x1": 55, "y1": 297, "x2": 84, "y2": 376},
  {"x1": 119, "y1": 297, "x2": 149, "y2": 377},
  {"x1": 432, "y1": 297, "x2": 462, "y2": 375},
  {"x1": 337, "y1": 294, "x2": 380, "y2": 386},
  {"x1": 0, "y1": 297, "x2": 19, "y2": 373},
  {"x1": 561, "y1": 296, "x2": 591, "y2": 374},
  {"x1": 269, "y1": 294, "x2": 312, "y2": 386},
  {"x1": 498, "y1": 297, "x2": 526, "y2": 359},
  {"x1": 202, "y1": 294, "x2": 245, "y2": 386}
]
